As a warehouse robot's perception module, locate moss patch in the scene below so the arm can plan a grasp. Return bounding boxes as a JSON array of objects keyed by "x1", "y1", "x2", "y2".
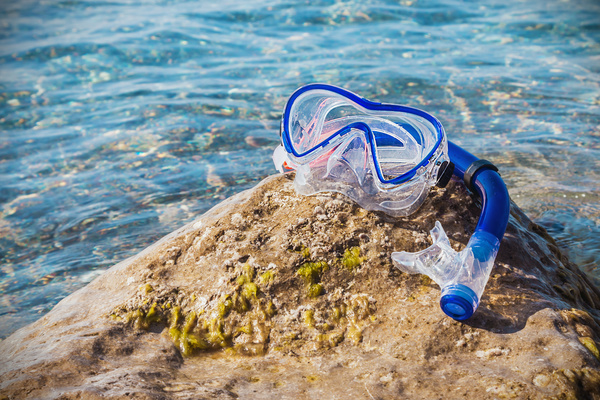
[
  {"x1": 579, "y1": 337, "x2": 600, "y2": 360},
  {"x1": 259, "y1": 270, "x2": 275, "y2": 285},
  {"x1": 111, "y1": 263, "x2": 278, "y2": 357},
  {"x1": 304, "y1": 309, "x2": 316, "y2": 327},
  {"x1": 340, "y1": 247, "x2": 364, "y2": 270},
  {"x1": 274, "y1": 294, "x2": 376, "y2": 353},
  {"x1": 297, "y1": 261, "x2": 328, "y2": 298},
  {"x1": 308, "y1": 283, "x2": 324, "y2": 298}
]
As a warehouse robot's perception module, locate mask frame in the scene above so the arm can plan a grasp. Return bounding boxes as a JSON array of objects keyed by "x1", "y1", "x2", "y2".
[{"x1": 274, "y1": 83, "x2": 454, "y2": 217}]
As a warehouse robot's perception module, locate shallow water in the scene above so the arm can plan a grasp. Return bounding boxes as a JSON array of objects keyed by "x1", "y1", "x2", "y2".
[{"x1": 1, "y1": 0, "x2": 599, "y2": 339}]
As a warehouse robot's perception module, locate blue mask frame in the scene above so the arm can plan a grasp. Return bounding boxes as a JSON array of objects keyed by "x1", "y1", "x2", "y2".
[{"x1": 280, "y1": 83, "x2": 446, "y2": 185}]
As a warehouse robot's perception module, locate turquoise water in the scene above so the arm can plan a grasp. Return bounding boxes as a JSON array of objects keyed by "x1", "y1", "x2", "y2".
[{"x1": 1, "y1": 0, "x2": 599, "y2": 339}]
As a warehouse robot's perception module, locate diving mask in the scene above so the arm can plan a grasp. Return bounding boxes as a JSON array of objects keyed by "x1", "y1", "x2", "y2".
[{"x1": 273, "y1": 84, "x2": 454, "y2": 216}]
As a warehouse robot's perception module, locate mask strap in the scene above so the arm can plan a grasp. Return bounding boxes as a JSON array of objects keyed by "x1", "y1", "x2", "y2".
[{"x1": 273, "y1": 145, "x2": 292, "y2": 173}]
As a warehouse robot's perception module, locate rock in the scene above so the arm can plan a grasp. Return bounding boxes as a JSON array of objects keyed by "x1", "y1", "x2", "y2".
[{"x1": 1, "y1": 174, "x2": 600, "y2": 399}]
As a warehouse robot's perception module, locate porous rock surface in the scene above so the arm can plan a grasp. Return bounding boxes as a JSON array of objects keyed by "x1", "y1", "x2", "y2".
[{"x1": 1, "y1": 174, "x2": 600, "y2": 400}]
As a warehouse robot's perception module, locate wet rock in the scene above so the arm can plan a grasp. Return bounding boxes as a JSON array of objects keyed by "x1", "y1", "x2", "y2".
[{"x1": 1, "y1": 174, "x2": 600, "y2": 399}]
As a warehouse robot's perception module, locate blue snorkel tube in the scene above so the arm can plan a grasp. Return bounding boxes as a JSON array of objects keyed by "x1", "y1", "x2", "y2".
[{"x1": 392, "y1": 141, "x2": 510, "y2": 320}]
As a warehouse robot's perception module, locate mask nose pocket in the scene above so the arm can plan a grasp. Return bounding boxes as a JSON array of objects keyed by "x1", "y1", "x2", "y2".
[{"x1": 325, "y1": 134, "x2": 370, "y2": 186}]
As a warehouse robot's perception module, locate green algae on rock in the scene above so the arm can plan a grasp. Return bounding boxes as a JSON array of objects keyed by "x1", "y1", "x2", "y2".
[
  {"x1": 297, "y1": 261, "x2": 329, "y2": 298},
  {"x1": 111, "y1": 262, "x2": 278, "y2": 357},
  {"x1": 340, "y1": 246, "x2": 365, "y2": 270},
  {"x1": 1, "y1": 174, "x2": 600, "y2": 399}
]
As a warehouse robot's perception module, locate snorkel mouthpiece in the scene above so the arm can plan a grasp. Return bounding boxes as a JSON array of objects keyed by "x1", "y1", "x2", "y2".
[{"x1": 391, "y1": 222, "x2": 500, "y2": 320}]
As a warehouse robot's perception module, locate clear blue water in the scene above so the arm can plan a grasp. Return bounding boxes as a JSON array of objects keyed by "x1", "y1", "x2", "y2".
[{"x1": 1, "y1": 0, "x2": 599, "y2": 339}]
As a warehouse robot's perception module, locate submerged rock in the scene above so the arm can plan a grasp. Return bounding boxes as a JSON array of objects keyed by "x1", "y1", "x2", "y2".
[{"x1": 1, "y1": 174, "x2": 599, "y2": 399}]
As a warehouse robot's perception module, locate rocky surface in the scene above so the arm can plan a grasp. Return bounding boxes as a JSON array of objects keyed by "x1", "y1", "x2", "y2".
[{"x1": 1, "y1": 173, "x2": 600, "y2": 399}]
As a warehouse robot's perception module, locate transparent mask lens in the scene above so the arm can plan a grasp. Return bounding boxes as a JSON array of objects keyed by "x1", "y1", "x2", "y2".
[
  {"x1": 325, "y1": 133, "x2": 370, "y2": 186},
  {"x1": 285, "y1": 86, "x2": 442, "y2": 183},
  {"x1": 287, "y1": 90, "x2": 366, "y2": 154},
  {"x1": 371, "y1": 114, "x2": 440, "y2": 181}
]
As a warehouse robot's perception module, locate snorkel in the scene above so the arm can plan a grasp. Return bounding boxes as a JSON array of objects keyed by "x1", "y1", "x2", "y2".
[
  {"x1": 273, "y1": 84, "x2": 510, "y2": 321},
  {"x1": 392, "y1": 142, "x2": 510, "y2": 320}
]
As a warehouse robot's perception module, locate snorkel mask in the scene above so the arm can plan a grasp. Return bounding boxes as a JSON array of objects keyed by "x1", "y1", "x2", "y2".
[
  {"x1": 273, "y1": 84, "x2": 510, "y2": 321},
  {"x1": 273, "y1": 84, "x2": 454, "y2": 216}
]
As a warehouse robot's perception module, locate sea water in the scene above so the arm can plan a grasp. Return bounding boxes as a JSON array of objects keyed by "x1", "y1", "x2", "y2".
[{"x1": 1, "y1": 0, "x2": 599, "y2": 339}]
